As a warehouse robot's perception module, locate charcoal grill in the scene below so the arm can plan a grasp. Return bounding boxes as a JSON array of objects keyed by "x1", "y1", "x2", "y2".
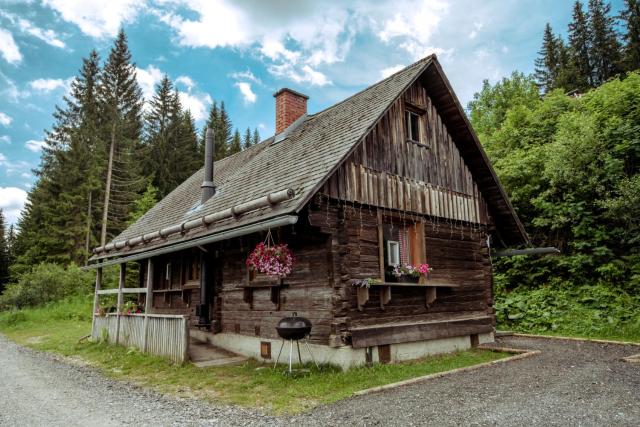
[{"x1": 273, "y1": 312, "x2": 318, "y2": 373}]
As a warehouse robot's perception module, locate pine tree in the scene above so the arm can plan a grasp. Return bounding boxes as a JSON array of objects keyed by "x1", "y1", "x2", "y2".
[
  {"x1": 535, "y1": 23, "x2": 563, "y2": 92},
  {"x1": 243, "y1": 127, "x2": 252, "y2": 149},
  {"x1": 0, "y1": 209, "x2": 10, "y2": 292},
  {"x1": 588, "y1": 0, "x2": 622, "y2": 85},
  {"x1": 252, "y1": 128, "x2": 260, "y2": 146},
  {"x1": 568, "y1": 1, "x2": 594, "y2": 90},
  {"x1": 13, "y1": 50, "x2": 103, "y2": 268},
  {"x1": 143, "y1": 79, "x2": 200, "y2": 198},
  {"x1": 98, "y1": 30, "x2": 145, "y2": 245},
  {"x1": 621, "y1": 0, "x2": 640, "y2": 71},
  {"x1": 216, "y1": 101, "x2": 233, "y2": 160},
  {"x1": 229, "y1": 129, "x2": 242, "y2": 155}
]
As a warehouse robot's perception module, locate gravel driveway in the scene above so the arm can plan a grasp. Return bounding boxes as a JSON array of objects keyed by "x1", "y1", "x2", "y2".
[{"x1": 1, "y1": 334, "x2": 638, "y2": 426}]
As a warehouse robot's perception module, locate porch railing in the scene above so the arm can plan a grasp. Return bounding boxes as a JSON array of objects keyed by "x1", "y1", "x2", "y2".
[{"x1": 91, "y1": 313, "x2": 189, "y2": 364}]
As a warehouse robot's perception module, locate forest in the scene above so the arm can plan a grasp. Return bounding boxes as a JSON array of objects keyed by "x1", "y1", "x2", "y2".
[{"x1": 1, "y1": 0, "x2": 639, "y2": 341}]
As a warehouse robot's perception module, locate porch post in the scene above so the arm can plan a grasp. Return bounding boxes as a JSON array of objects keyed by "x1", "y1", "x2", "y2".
[
  {"x1": 142, "y1": 258, "x2": 153, "y2": 353},
  {"x1": 115, "y1": 263, "x2": 125, "y2": 344},
  {"x1": 91, "y1": 267, "x2": 102, "y2": 340}
]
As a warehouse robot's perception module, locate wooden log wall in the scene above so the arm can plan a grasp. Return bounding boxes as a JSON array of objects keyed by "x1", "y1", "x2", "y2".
[
  {"x1": 322, "y1": 79, "x2": 490, "y2": 225},
  {"x1": 308, "y1": 197, "x2": 494, "y2": 347},
  {"x1": 217, "y1": 230, "x2": 334, "y2": 345}
]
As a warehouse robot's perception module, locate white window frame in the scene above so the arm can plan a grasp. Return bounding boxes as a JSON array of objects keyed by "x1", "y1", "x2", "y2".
[{"x1": 387, "y1": 240, "x2": 400, "y2": 267}]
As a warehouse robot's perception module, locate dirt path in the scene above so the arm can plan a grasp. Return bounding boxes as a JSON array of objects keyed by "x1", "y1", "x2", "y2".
[{"x1": 1, "y1": 335, "x2": 638, "y2": 426}]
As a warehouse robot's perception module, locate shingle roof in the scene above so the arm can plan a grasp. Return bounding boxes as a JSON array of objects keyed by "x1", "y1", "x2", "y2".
[{"x1": 94, "y1": 55, "x2": 526, "y2": 260}]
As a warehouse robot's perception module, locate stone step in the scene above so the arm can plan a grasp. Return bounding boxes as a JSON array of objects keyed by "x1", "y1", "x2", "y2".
[{"x1": 188, "y1": 338, "x2": 248, "y2": 368}]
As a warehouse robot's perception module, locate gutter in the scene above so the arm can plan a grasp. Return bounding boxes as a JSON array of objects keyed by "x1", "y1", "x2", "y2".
[{"x1": 85, "y1": 215, "x2": 298, "y2": 269}]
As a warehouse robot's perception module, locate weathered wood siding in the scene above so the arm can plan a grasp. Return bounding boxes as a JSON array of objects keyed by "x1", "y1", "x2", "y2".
[
  {"x1": 308, "y1": 198, "x2": 494, "y2": 347},
  {"x1": 217, "y1": 230, "x2": 333, "y2": 345},
  {"x1": 322, "y1": 80, "x2": 489, "y2": 224}
]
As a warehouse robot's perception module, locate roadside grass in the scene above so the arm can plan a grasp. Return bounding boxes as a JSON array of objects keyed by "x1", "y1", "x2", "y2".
[
  {"x1": 0, "y1": 296, "x2": 509, "y2": 413},
  {"x1": 495, "y1": 284, "x2": 640, "y2": 344}
]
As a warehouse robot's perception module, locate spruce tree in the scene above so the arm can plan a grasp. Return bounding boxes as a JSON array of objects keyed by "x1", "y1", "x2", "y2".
[
  {"x1": 252, "y1": 128, "x2": 260, "y2": 146},
  {"x1": 216, "y1": 101, "x2": 233, "y2": 160},
  {"x1": 98, "y1": 30, "x2": 145, "y2": 245},
  {"x1": 621, "y1": 0, "x2": 640, "y2": 71},
  {"x1": 243, "y1": 127, "x2": 252, "y2": 149},
  {"x1": 13, "y1": 50, "x2": 103, "y2": 268},
  {"x1": 568, "y1": 1, "x2": 594, "y2": 90},
  {"x1": 0, "y1": 209, "x2": 9, "y2": 292},
  {"x1": 143, "y1": 80, "x2": 200, "y2": 197},
  {"x1": 535, "y1": 23, "x2": 563, "y2": 92},
  {"x1": 229, "y1": 129, "x2": 242, "y2": 155},
  {"x1": 588, "y1": 0, "x2": 622, "y2": 85}
]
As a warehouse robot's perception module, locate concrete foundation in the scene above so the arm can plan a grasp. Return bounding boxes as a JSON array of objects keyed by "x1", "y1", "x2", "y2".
[{"x1": 191, "y1": 329, "x2": 495, "y2": 370}]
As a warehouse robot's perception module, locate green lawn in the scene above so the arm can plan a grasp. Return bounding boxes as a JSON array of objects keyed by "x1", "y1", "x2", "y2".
[{"x1": 0, "y1": 296, "x2": 510, "y2": 414}]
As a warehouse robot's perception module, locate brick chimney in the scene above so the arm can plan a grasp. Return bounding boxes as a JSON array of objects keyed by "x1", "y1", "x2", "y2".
[{"x1": 274, "y1": 88, "x2": 308, "y2": 134}]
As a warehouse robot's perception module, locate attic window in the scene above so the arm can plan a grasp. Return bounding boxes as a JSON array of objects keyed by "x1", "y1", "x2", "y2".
[{"x1": 405, "y1": 110, "x2": 421, "y2": 143}]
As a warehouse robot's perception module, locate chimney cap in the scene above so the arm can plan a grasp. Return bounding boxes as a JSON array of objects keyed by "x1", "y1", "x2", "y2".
[{"x1": 273, "y1": 87, "x2": 309, "y2": 100}]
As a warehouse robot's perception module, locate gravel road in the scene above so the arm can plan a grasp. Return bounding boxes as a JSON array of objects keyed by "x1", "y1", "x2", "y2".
[
  {"x1": 1, "y1": 334, "x2": 638, "y2": 426},
  {"x1": 296, "y1": 336, "x2": 640, "y2": 426}
]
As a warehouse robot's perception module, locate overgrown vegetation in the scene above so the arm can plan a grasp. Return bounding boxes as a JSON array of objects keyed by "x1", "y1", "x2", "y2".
[
  {"x1": 0, "y1": 298, "x2": 508, "y2": 413},
  {"x1": 470, "y1": 57, "x2": 640, "y2": 342},
  {"x1": 0, "y1": 263, "x2": 94, "y2": 310},
  {"x1": 495, "y1": 284, "x2": 640, "y2": 341}
]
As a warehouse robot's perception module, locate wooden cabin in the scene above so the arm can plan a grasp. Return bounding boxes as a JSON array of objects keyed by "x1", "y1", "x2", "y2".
[{"x1": 89, "y1": 55, "x2": 528, "y2": 368}]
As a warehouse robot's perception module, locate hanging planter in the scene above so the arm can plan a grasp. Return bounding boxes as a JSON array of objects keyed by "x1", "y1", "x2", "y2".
[{"x1": 246, "y1": 230, "x2": 295, "y2": 279}]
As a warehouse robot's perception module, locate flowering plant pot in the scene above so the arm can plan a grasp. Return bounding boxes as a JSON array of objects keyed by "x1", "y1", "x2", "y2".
[
  {"x1": 392, "y1": 263, "x2": 433, "y2": 283},
  {"x1": 246, "y1": 242, "x2": 295, "y2": 278}
]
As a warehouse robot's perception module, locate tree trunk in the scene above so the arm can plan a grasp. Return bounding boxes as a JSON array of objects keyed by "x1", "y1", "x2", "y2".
[
  {"x1": 101, "y1": 123, "x2": 116, "y2": 246},
  {"x1": 84, "y1": 190, "x2": 92, "y2": 265}
]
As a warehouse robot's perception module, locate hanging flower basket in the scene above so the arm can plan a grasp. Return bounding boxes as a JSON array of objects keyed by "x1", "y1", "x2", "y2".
[{"x1": 246, "y1": 231, "x2": 295, "y2": 278}]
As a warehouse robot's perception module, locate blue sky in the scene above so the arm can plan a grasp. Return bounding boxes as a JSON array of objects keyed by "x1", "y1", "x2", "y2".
[{"x1": 0, "y1": 0, "x2": 625, "y2": 225}]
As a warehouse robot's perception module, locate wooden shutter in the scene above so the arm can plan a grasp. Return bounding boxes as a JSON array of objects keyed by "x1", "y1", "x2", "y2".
[{"x1": 408, "y1": 222, "x2": 426, "y2": 264}]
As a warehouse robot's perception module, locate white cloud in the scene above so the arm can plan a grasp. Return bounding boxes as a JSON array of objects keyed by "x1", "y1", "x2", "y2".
[
  {"x1": 18, "y1": 18, "x2": 66, "y2": 48},
  {"x1": 0, "y1": 112, "x2": 12, "y2": 126},
  {"x1": 234, "y1": 82, "x2": 256, "y2": 104},
  {"x1": 0, "y1": 28, "x2": 22, "y2": 64},
  {"x1": 468, "y1": 22, "x2": 483, "y2": 40},
  {"x1": 377, "y1": 0, "x2": 448, "y2": 60},
  {"x1": 0, "y1": 135, "x2": 10, "y2": 144},
  {"x1": 178, "y1": 91, "x2": 212, "y2": 122},
  {"x1": 25, "y1": 139, "x2": 47, "y2": 152},
  {"x1": 175, "y1": 75, "x2": 195, "y2": 90},
  {"x1": 268, "y1": 63, "x2": 331, "y2": 86},
  {"x1": 42, "y1": 0, "x2": 143, "y2": 38},
  {"x1": 380, "y1": 64, "x2": 405, "y2": 79},
  {"x1": 29, "y1": 78, "x2": 73, "y2": 93},
  {"x1": 229, "y1": 69, "x2": 261, "y2": 85},
  {"x1": 136, "y1": 65, "x2": 163, "y2": 100},
  {"x1": 0, "y1": 186, "x2": 28, "y2": 225},
  {"x1": 0, "y1": 152, "x2": 30, "y2": 175}
]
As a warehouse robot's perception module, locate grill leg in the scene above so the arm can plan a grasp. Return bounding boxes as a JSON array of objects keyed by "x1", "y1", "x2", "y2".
[
  {"x1": 304, "y1": 337, "x2": 319, "y2": 369},
  {"x1": 296, "y1": 340, "x2": 302, "y2": 365},
  {"x1": 274, "y1": 340, "x2": 285, "y2": 369},
  {"x1": 288, "y1": 339, "x2": 293, "y2": 373}
]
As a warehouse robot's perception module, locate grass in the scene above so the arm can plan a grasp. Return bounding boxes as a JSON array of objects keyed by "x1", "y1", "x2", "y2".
[{"x1": 0, "y1": 296, "x2": 511, "y2": 414}]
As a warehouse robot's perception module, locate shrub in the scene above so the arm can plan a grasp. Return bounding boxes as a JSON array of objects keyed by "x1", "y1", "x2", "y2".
[{"x1": 0, "y1": 263, "x2": 94, "y2": 310}]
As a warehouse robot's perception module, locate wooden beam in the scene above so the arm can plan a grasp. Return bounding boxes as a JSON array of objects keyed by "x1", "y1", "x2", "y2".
[
  {"x1": 115, "y1": 263, "x2": 125, "y2": 345},
  {"x1": 97, "y1": 287, "x2": 147, "y2": 295},
  {"x1": 143, "y1": 258, "x2": 153, "y2": 353},
  {"x1": 91, "y1": 267, "x2": 102, "y2": 339}
]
